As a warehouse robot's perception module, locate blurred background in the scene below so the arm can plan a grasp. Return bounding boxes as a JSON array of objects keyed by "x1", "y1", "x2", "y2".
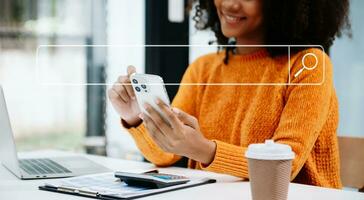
[{"x1": 0, "y1": 0, "x2": 363, "y2": 162}]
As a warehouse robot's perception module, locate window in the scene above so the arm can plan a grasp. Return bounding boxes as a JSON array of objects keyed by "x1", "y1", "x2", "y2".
[{"x1": 0, "y1": 0, "x2": 91, "y2": 152}]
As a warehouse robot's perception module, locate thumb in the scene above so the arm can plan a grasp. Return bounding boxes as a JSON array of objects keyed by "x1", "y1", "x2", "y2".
[
  {"x1": 127, "y1": 65, "x2": 136, "y2": 77},
  {"x1": 172, "y1": 108, "x2": 198, "y2": 129}
]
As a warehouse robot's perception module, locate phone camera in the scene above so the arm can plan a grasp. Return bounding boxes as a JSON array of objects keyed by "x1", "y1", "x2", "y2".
[
  {"x1": 135, "y1": 87, "x2": 141, "y2": 92},
  {"x1": 132, "y1": 79, "x2": 138, "y2": 84},
  {"x1": 141, "y1": 84, "x2": 147, "y2": 89}
]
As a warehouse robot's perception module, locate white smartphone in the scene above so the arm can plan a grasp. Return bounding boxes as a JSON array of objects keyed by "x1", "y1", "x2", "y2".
[{"x1": 130, "y1": 73, "x2": 171, "y2": 124}]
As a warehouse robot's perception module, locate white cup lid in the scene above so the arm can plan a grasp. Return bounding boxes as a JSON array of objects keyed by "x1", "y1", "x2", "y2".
[{"x1": 245, "y1": 140, "x2": 295, "y2": 160}]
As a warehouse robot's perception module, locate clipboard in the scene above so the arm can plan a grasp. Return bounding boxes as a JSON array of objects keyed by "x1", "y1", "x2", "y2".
[{"x1": 38, "y1": 172, "x2": 216, "y2": 199}]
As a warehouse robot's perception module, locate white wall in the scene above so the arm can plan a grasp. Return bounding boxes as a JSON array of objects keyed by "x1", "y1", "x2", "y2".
[
  {"x1": 331, "y1": 0, "x2": 364, "y2": 137},
  {"x1": 105, "y1": 0, "x2": 145, "y2": 160}
]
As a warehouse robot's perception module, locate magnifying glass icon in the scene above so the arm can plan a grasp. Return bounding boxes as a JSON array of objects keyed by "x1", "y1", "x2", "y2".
[{"x1": 294, "y1": 53, "x2": 318, "y2": 78}]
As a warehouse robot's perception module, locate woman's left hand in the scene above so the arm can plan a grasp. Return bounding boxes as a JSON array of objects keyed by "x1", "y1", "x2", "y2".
[{"x1": 140, "y1": 99, "x2": 216, "y2": 165}]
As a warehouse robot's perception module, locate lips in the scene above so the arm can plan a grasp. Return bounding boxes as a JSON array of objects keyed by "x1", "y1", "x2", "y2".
[{"x1": 221, "y1": 12, "x2": 247, "y2": 24}]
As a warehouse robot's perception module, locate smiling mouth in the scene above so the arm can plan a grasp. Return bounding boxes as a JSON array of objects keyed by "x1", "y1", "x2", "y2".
[{"x1": 222, "y1": 12, "x2": 247, "y2": 24}]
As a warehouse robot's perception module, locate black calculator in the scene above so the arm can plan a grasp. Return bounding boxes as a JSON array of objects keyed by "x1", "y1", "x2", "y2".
[{"x1": 115, "y1": 172, "x2": 190, "y2": 189}]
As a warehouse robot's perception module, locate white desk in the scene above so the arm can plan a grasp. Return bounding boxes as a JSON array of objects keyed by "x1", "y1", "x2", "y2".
[{"x1": 0, "y1": 150, "x2": 363, "y2": 200}]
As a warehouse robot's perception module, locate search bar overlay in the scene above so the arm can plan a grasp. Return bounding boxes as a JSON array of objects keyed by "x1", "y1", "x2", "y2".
[{"x1": 36, "y1": 45, "x2": 325, "y2": 86}]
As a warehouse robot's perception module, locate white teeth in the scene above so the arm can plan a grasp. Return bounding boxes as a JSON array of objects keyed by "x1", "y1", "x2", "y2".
[{"x1": 225, "y1": 14, "x2": 240, "y2": 22}]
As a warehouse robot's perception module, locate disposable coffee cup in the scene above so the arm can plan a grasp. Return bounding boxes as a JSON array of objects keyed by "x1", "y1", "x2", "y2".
[{"x1": 245, "y1": 140, "x2": 295, "y2": 200}]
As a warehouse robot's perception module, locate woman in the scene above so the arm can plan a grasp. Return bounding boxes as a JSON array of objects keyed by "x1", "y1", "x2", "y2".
[{"x1": 108, "y1": 0, "x2": 350, "y2": 188}]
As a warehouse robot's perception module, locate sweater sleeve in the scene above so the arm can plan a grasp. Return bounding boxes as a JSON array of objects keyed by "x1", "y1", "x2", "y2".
[
  {"x1": 126, "y1": 124, "x2": 181, "y2": 166},
  {"x1": 200, "y1": 49, "x2": 333, "y2": 180},
  {"x1": 271, "y1": 48, "x2": 334, "y2": 180},
  {"x1": 199, "y1": 140, "x2": 249, "y2": 178},
  {"x1": 124, "y1": 60, "x2": 201, "y2": 167}
]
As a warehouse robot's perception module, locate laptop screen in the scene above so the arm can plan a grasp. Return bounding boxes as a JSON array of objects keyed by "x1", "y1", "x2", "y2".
[{"x1": 0, "y1": 86, "x2": 22, "y2": 177}]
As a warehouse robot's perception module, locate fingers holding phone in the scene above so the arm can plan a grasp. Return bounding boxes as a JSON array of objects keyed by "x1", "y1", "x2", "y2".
[
  {"x1": 108, "y1": 65, "x2": 141, "y2": 127},
  {"x1": 125, "y1": 65, "x2": 137, "y2": 100},
  {"x1": 129, "y1": 73, "x2": 171, "y2": 125}
]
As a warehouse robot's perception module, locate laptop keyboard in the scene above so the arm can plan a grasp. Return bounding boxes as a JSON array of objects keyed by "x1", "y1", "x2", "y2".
[{"x1": 19, "y1": 158, "x2": 72, "y2": 175}]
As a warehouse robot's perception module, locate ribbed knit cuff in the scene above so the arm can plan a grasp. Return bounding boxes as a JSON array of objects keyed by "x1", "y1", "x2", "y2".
[
  {"x1": 121, "y1": 119, "x2": 181, "y2": 166},
  {"x1": 199, "y1": 140, "x2": 249, "y2": 178},
  {"x1": 125, "y1": 121, "x2": 146, "y2": 138}
]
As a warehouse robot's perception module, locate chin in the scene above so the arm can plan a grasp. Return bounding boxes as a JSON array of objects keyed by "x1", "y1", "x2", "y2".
[{"x1": 221, "y1": 29, "x2": 244, "y2": 41}]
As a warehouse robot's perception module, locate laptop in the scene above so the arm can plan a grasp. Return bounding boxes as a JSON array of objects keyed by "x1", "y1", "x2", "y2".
[{"x1": 0, "y1": 86, "x2": 111, "y2": 179}]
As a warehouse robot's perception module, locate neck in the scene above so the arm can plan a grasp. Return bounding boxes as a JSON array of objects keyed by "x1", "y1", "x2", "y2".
[{"x1": 235, "y1": 32, "x2": 264, "y2": 55}]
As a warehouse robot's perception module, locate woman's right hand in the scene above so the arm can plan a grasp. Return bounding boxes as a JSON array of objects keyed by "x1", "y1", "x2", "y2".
[{"x1": 108, "y1": 65, "x2": 142, "y2": 127}]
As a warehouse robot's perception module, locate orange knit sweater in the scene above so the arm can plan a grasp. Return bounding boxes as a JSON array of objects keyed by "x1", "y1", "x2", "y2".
[{"x1": 125, "y1": 48, "x2": 342, "y2": 188}]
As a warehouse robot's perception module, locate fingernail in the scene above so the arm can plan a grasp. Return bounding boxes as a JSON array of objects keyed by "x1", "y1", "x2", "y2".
[
  {"x1": 139, "y1": 113, "x2": 144, "y2": 119},
  {"x1": 143, "y1": 103, "x2": 149, "y2": 109},
  {"x1": 155, "y1": 98, "x2": 161, "y2": 104},
  {"x1": 172, "y1": 108, "x2": 180, "y2": 114},
  {"x1": 132, "y1": 96, "x2": 136, "y2": 100}
]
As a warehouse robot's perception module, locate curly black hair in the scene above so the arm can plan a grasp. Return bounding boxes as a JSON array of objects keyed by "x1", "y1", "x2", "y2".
[{"x1": 192, "y1": 0, "x2": 351, "y2": 63}]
